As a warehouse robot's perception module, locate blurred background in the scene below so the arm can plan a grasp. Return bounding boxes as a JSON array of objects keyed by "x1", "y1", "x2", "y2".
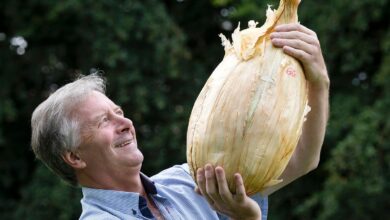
[{"x1": 0, "y1": 0, "x2": 389, "y2": 219}]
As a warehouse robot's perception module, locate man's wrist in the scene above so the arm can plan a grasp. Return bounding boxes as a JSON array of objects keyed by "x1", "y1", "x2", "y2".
[{"x1": 307, "y1": 73, "x2": 330, "y2": 92}]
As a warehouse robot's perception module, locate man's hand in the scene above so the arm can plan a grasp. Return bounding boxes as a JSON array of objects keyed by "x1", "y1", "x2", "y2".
[
  {"x1": 270, "y1": 23, "x2": 330, "y2": 89},
  {"x1": 195, "y1": 164, "x2": 261, "y2": 220}
]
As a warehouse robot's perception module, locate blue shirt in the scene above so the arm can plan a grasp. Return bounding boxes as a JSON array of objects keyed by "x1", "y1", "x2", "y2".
[{"x1": 80, "y1": 163, "x2": 268, "y2": 220}]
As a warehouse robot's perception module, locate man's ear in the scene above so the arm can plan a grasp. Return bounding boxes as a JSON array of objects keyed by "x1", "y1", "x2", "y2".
[{"x1": 62, "y1": 151, "x2": 86, "y2": 169}]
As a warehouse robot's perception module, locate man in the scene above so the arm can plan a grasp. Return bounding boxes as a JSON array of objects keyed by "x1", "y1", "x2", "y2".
[{"x1": 31, "y1": 23, "x2": 329, "y2": 220}]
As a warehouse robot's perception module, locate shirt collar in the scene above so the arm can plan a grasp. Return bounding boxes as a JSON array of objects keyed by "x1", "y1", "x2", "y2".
[
  {"x1": 140, "y1": 172, "x2": 157, "y2": 195},
  {"x1": 81, "y1": 173, "x2": 157, "y2": 215}
]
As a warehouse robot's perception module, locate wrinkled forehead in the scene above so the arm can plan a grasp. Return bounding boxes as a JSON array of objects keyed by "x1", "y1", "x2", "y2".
[{"x1": 68, "y1": 91, "x2": 116, "y2": 123}]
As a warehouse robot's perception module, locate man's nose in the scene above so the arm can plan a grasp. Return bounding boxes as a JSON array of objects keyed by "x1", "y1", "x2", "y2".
[{"x1": 116, "y1": 116, "x2": 132, "y2": 133}]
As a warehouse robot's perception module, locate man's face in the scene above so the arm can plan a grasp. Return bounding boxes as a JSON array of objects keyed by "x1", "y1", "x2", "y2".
[{"x1": 73, "y1": 91, "x2": 144, "y2": 177}]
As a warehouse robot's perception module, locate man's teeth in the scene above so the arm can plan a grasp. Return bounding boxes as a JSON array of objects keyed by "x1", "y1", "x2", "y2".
[{"x1": 116, "y1": 140, "x2": 132, "y2": 148}]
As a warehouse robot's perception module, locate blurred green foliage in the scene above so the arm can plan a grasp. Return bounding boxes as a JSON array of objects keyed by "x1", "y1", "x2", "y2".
[{"x1": 0, "y1": 0, "x2": 389, "y2": 219}]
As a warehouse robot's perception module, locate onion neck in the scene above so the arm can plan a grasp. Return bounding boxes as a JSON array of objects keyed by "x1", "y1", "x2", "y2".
[{"x1": 277, "y1": 0, "x2": 300, "y2": 24}]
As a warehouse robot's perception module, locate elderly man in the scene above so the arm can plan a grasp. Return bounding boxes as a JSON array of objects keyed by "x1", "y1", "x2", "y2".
[{"x1": 31, "y1": 23, "x2": 329, "y2": 220}]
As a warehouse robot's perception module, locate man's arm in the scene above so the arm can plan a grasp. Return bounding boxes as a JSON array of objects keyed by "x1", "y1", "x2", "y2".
[{"x1": 262, "y1": 23, "x2": 330, "y2": 196}]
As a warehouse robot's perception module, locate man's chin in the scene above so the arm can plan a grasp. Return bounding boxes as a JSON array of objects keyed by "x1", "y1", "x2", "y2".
[{"x1": 132, "y1": 150, "x2": 144, "y2": 165}]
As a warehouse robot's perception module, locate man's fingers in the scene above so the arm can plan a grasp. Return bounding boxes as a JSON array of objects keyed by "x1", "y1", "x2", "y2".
[
  {"x1": 271, "y1": 31, "x2": 318, "y2": 56},
  {"x1": 282, "y1": 45, "x2": 311, "y2": 63},
  {"x1": 215, "y1": 166, "x2": 233, "y2": 203},
  {"x1": 194, "y1": 186, "x2": 202, "y2": 195},
  {"x1": 275, "y1": 23, "x2": 315, "y2": 36},
  {"x1": 197, "y1": 167, "x2": 214, "y2": 204},
  {"x1": 234, "y1": 173, "x2": 246, "y2": 202},
  {"x1": 270, "y1": 30, "x2": 318, "y2": 47},
  {"x1": 205, "y1": 164, "x2": 223, "y2": 203},
  {"x1": 271, "y1": 23, "x2": 320, "y2": 58}
]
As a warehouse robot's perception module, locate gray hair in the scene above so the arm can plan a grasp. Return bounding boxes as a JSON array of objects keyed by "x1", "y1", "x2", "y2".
[{"x1": 31, "y1": 73, "x2": 106, "y2": 186}]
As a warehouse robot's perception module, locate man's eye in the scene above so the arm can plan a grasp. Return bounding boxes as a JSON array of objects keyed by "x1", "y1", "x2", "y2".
[{"x1": 98, "y1": 117, "x2": 109, "y2": 127}]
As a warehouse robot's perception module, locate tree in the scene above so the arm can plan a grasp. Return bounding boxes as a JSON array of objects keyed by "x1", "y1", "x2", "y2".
[{"x1": 1, "y1": 0, "x2": 192, "y2": 218}]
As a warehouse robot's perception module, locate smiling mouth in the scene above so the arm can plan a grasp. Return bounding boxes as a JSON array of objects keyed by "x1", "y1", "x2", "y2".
[{"x1": 114, "y1": 139, "x2": 133, "y2": 148}]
